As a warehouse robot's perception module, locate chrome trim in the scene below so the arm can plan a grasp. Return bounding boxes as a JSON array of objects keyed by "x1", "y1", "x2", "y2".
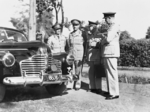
[
  {"x1": 2, "y1": 52, "x2": 15, "y2": 67},
  {"x1": 20, "y1": 54, "x2": 48, "y2": 77},
  {"x1": 0, "y1": 48, "x2": 28, "y2": 50},
  {"x1": 3, "y1": 75, "x2": 69, "y2": 86},
  {"x1": 48, "y1": 55, "x2": 62, "y2": 73},
  {"x1": 20, "y1": 54, "x2": 62, "y2": 77}
]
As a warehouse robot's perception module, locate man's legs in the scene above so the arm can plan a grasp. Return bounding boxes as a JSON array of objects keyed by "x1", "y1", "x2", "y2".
[
  {"x1": 88, "y1": 61, "x2": 96, "y2": 89},
  {"x1": 73, "y1": 60, "x2": 82, "y2": 90},
  {"x1": 104, "y1": 58, "x2": 119, "y2": 96}
]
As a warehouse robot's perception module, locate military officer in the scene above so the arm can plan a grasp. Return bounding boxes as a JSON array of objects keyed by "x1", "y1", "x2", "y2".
[
  {"x1": 100, "y1": 12, "x2": 120, "y2": 99},
  {"x1": 68, "y1": 19, "x2": 84, "y2": 90},
  {"x1": 85, "y1": 21, "x2": 103, "y2": 93},
  {"x1": 47, "y1": 23, "x2": 68, "y2": 54},
  {"x1": 47, "y1": 23, "x2": 73, "y2": 76}
]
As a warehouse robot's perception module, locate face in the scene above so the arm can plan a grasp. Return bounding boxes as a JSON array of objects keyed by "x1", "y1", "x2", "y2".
[
  {"x1": 72, "y1": 24, "x2": 80, "y2": 31},
  {"x1": 105, "y1": 17, "x2": 113, "y2": 24},
  {"x1": 89, "y1": 25, "x2": 95, "y2": 31},
  {"x1": 89, "y1": 25, "x2": 97, "y2": 34},
  {"x1": 55, "y1": 29, "x2": 61, "y2": 35}
]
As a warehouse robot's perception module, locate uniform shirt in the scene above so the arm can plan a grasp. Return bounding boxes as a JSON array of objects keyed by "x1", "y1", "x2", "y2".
[
  {"x1": 100, "y1": 23, "x2": 120, "y2": 57},
  {"x1": 69, "y1": 30, "x2": 84, "y2": 60},
  {"x1": 47, "y1": 34, "x2": 67, "y2": 54}
]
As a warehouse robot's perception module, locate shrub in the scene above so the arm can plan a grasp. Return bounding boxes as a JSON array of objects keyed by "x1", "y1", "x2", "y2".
[{"x1": 118, "y1": 39, "x2": 150, "y2": 67}]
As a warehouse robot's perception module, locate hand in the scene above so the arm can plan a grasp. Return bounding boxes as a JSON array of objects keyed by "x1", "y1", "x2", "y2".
[{"x1": 90, "y1": 41, "x2": 97, "y2": 47}]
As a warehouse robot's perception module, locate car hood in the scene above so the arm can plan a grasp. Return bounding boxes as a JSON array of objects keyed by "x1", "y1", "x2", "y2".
[{"x1": 0, "y1": 41, "x2": 46, "y2": 49}]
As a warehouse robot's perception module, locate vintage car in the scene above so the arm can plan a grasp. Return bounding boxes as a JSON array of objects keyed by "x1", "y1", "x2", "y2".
[{"x1": 0, "y1": 27, "x2": 75, "y2": 102}]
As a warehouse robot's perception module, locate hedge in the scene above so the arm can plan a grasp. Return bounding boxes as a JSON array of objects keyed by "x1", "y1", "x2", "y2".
[{"x1": 118, "y1": 39, "x2": 150, "y2": 67}]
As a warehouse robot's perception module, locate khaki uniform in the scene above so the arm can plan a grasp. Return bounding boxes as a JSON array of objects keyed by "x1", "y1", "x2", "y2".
[
  {"x1": 101, "y1": 23, "x2": 120, "y2": 96},
  {"x1": 68, "y1": 30, "x2": 84, "y2": 89},
  {"x1": 47, "y1": 34, "x2": 67, "y2": 54}
]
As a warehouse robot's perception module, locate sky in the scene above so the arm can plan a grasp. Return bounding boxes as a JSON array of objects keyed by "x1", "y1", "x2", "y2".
[
  {"x1": 0, "y1": 0, "x2": 150, "y2": 39},
  {"x1": 63, "y1": 0, "x2": 150, "y2": 39}
]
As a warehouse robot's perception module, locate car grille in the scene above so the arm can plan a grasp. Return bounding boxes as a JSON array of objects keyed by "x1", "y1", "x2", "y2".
[
  {"x1": 20, "y1": 54, "x2": 61, "y2": 77},
  {"x1": 48, "y1": 55, "x2": 62, "y2": 73},
  {"x1": 20, "y1": 55, "x2": 47, "y2": 77}
]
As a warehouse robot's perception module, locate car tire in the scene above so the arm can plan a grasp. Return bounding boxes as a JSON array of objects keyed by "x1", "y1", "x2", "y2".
[
  {"x1": 0, "y1": 83, "x2": 5, "y2": 102},
  {"x1": 45, "y1": 82, "x2": 67, "y2": 95}
]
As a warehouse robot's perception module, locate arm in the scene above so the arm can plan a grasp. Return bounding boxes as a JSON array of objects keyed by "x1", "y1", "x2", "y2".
[
  {"x1": 47, "y1": 36, "x2": 53, "y2": 50},
  {"x1": 65, "y1": 36, "x2": 70, "y2": 53},
  {"x1": 105, "y1": 24, "x2": 120, "y2": 43}
]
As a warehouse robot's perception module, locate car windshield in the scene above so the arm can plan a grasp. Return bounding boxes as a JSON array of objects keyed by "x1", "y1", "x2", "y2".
[{"x1": 0, "y1": 28, "x2": 27, "y2": 42}]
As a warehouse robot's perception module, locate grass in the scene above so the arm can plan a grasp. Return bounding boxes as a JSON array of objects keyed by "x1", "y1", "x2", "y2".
[
  {"x1": 82, "y1": 66, "x2": 150, "y2": 84},
  {"x1": 118, "y1": 70, "x2": 150, "y2": 84}
]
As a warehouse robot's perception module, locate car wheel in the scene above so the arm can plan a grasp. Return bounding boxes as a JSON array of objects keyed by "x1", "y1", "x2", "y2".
[
  {"x1": 45, "y1": 82, "x2": 67, "y2": 95},
  {"x1": 0, "y1": 83, "x2": 5, "y2": 102}
]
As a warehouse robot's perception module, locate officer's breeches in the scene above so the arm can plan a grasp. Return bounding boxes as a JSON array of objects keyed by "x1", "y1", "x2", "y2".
[{"x1": 103, "y1": 58, "x2": 119, "y2": 96}]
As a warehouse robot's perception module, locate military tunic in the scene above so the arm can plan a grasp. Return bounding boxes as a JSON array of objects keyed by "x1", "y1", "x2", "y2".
[
  {"x1": 47, "y1": 34, "x2": 67, "y2": 54},
  {"x1": 68, "y1": 30, "x2": 84, "y2": 60}
]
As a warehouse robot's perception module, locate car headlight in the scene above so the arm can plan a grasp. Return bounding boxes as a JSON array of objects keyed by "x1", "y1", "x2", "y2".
[
  {"x1": 66, "y1": 54, "x2": 75, "y2": 65},
  {"x1": 37, "y1": 47, "x2": 48, "y2": 55},
  {"x1": 2, "y1": 52, "x2": 15, "y2": 67}
]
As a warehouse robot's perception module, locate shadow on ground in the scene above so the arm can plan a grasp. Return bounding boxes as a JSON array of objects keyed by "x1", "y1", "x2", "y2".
[
  {"x1": 2, "y1": 86, "x2": 68, "y2": 103},
  {"x1": 1, "y1": 80, "x2": 89, "y2": 103}
]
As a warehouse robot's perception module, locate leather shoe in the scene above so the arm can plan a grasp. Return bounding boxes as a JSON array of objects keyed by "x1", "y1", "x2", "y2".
[
  {"x1": 88, "y1": 89, "x2": 97, "y2": 93},
  {"x1": 74, "y1": 88, "x2": 80, "y2": 91},
  {"x1": 105, "y1": 95, "x2": 119, "y2": 100},
  {"x1": 96, "y1": 90, "x2": 110, "y2": 95},
  {"x1": 103, "y1": 92, "x2": 110, "y2": 95}
]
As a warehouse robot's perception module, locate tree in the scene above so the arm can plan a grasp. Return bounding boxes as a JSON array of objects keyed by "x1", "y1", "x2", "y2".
[
  {"x1": 36, "y1": 0, "x2": 64, "y2": 25},
  {"x1": 146, "y1": 26, "x2": 150, "y2": 39},
  {"x1": 119, "y1": 31, "x2": 133, "y2": 41}
]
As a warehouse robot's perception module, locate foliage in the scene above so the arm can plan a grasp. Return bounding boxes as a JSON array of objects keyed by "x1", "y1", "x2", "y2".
[
  {"x1": 118, "y1": 38, "x2": 150, "y2": 67},
  {"x1": 119, "y1": 31, "x2": 133, "y2": 41},
  {"x1": 36, "y1": 9, "x2": 54, "y2": 43},
  {"x1": 145, "y1": 26, "x2": 150, "y2": 39},
  {"x1": 36, "y1": 0, "x2": 63, "y2": 24},
  {"x1": 97, "y1": 22, "x2": 109, "y2": 33},
  {"x1": 10, "y1": 17, "x2": 29, "y2": 36}
]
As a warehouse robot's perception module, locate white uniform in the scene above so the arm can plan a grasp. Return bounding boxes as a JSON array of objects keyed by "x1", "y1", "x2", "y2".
[{"x1": 101, "y1": 23, "x2": 120, "y2": 96}]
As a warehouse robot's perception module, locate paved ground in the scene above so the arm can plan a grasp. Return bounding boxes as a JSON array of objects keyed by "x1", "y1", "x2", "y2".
[{"x1": 0, "y1": 66, "x2": 150, "y2": 112}]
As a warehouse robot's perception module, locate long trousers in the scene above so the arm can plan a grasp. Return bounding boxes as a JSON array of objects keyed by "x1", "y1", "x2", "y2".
[
  {"x1": 88, "y1": 61, "x2": 102, "y2": 90},
  {"x1": 103, "y1": 58, "x2": 119, "y2": 96}
]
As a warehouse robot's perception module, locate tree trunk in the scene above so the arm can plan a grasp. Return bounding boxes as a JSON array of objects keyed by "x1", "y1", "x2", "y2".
[
  {"x1": 61, "y1": 0, "x2": 64, "y2": 32},
  {"x1": 54, "y1": 6, "x2": 58, "y2": 24}
]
